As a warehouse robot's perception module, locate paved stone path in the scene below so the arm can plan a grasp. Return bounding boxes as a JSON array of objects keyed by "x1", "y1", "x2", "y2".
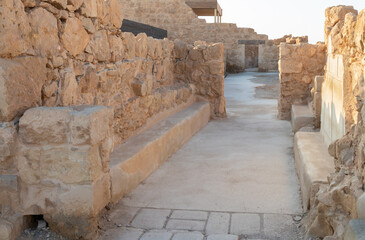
[{"x1": 101, "y1": 72, "x2": 304, "y2": 240}]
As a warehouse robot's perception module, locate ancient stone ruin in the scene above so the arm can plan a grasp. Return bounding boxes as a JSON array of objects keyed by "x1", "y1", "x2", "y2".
[{"x1": 1, "y1": 0, "x2": 365, "y2": 240}]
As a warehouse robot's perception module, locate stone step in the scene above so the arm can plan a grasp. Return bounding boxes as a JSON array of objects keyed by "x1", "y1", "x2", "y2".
[
  {"x1": 294, "y1": 132, "x2": 335, "y2": 210},
  {"x1": 344, "y1": 219, "x2": 365, "y2": 240},
  {"x1": 291, "y1": 104, "x2": 313, "y2": 133},
  {"x1": 110, "y1": 101, "x2": 211, "y2": 203}
]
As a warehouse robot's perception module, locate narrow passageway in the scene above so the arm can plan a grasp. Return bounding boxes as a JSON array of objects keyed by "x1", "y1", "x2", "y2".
[{"x1": 101, "y1": 72, "x2": 304, "y2": 240}]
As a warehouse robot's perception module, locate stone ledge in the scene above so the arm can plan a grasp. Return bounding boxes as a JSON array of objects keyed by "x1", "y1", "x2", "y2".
[
  {"x1": 294, "y1": 132, "x2": 335, "y2": 210},
  {"x1": 291, "y1": 104, "x2": 313, "y2": 133},
  {"x1": 344, "y1": 219, "x2": 365, "y2": 240},
  {"x1": 110, "y1": 101, "x2": 210, "y2": 203}
]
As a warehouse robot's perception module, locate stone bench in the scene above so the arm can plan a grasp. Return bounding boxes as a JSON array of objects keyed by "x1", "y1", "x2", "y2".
[
  {"x1": 291, "y1": 104, "x2": 314, "y2": 133},
  {"x1": 110, "y1": 101, "x2": 210, "y2": 203},
  {"x1": 294, "y1": 132, "x2": 335, "y2": 210}
]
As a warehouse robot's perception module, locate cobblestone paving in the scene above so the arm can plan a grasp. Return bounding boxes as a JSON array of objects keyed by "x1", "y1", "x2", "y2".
[{"x1": 100, "y1": 205, "x2": 304, "y2": 240}]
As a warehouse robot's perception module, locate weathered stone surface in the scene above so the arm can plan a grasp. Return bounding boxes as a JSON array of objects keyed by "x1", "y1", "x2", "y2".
[
  {"x1": 122, "y1": 32, "x2": 136, "y2": 59},
  {"x1": 42, "y1": 0, "x2": 67, "y2": 9},
  {"x1": 0, "y1": 123, "x2": 17, "y2": 173},
  {"x1": 59, "y1": 68, "x2": 79, "y2": 105},
  {"x1": 108, "y1": 35, "x2": 125, "y2": 61},
  {"x1": 0, "y1": 57, "x2": 47, "y2": 121},
  {"x1": 170, "y1": 210, "x2": 208, "y2": 220},
  {"x1": 172, "y1": 232, "x2": 204, "y2": 240},
  {"x1": 131, "y1": 209, "x2": 170, "y2": 229},
  {"x1": 0, "y1": 0, "x2": 31, "y2": 58},
  {"x1": 166, "y1": 219, "x2": 205, "y2": 231},
  {"x1": 28, "y1": 7, "x2": 60, "y2": 57},
  {"x1": 88, "y1": 30, "x2": 111, "y2": 61},
  {"x1": 80, "y1": 0, "x2": 98, "y2": 17},
  {"x1": 230, "y1": 213, "x2": 260, "y2": 235},
  {"x1": 206, "y1": 212, "x2": 230, "y2": 235},
  {"x1": 107, "y1": 0, "x2": 123, "y2": 28},
  {"x1": 61, "y1": 17, "x2": 90, "y2": 56}
]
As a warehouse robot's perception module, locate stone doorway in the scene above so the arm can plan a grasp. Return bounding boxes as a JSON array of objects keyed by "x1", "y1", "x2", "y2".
[{"x1": 245, "y1": 45, "x2": 259, "y2": 68}]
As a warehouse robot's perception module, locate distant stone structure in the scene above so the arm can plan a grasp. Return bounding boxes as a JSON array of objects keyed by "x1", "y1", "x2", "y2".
[{"x1": 119, "y1": 0, "x2": 277, "y2": 72}]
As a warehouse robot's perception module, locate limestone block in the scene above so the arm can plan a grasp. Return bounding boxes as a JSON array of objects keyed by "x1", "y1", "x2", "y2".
[
  {"x1": 0, "y1": 57, "x2": 47, "y2": 122},
  {"x1": 69, "y1": 105, "x2": 114, "y2": 146},
  {"x1": 28, "y1": 7, "x2": 60, "y2": 57},
  {"x1": 0, "y1": 123, "x2": 16, "y2": 173},
  {"x1": 18, "y1": 106, "x2": 113, "y2": 185},
  {"x1": 61, "y1": 17, "x2": 90, "y2": 57},
  {"x1": 19, "y1": 107, "x2": 70, "y2": 145},
  {"x1": 279, "y1": 59, "x2": 303, "y2": 73},
  {"x1": 0, "y1": 219, "x2": 12, "y2": 240},
  {"x1": 325, "y1": 6, "x2": 357, "y2": 28},
  {"x1": 0, "y1": 0, "x2": 31, "y2": 58},
  {"x1": 209, "y1": 60, "x2": 224, "y2": 75},
  {"x1": 0, "y1": 175, "x2": 19, "y2": 211},
  {"x1": 132, "y1": 80, "x2": 147, "y2": 97},
  {"x1": 45, "y1": 173, "x2": 111, "y2": 240},
  {"x1": 355, "y1": 10, "x2": 365, "y2": 52},
  {"x1": 80, "y1": 0, "x2": 98, "y2": 17},
  {"x1": 59, "y1": 68, "x2": 79, "y2": 105},
  {"x1": 204, "y1": 43, "x2": 224, "y2": 61},
  {"x1": 174, "y1": 40, "x2": 188, "y2": 60},
  {"x1": 122, "y1": 33, "x2": 136, "y2": 60},
  {"x1": 189, "y1": 48, "x2": 203, "y2": 61},
  {"x1": 135, "y1": 33, "x2": 148, "y2": 58},
  {"x1": 88, "y1": 30, "x2": 111, "y2": 62},
  {"x1": 81, "y1": 17, "x2": 96, "y2": 34},
  {"x1": 68, "y1": 0, "x2": 83, "y2": 10},
  {"x1": 107, "y1": 0, "x2": 123, "y2": 28},
  {"x1": 109, "y1": 35, "x2": 125, "y2": 62},
  {"x1": 42, "y1": 0, "x2": 67, "y2": 9}
]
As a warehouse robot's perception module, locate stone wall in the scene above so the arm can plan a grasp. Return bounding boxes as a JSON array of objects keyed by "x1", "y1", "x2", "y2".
[
  {"x1": 304, "y1": 6, "x2": 365, "y2": 239},
  {"x1": 258, "y1": 43, "x2": 279, "y2": 72},
  {"x1": 174, "y1": 41, "x2": 226, "y2": 117},
  {"x1": 118, "y1": 0, "x2": 269, "y2": 72},
  {"x1": 278, "y1": 43, "x2": 326, "y2": 120},
  {"x1": 0, "y1": 0, "x2": 226, "y2": 239}
]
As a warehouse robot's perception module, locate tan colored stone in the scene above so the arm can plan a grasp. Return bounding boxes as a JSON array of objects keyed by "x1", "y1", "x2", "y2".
[
  {"x1": 88, "y1": 30, "x2": 111, "y2": 62},
  {"x1": 107, "y1": 0, "x2": 123, "y2": 28},
  {"x1": 81, "y1": 17, "x2": 96, "y2": 34},
  {"x1": 80, "y1": 0, "x2": 98, "y2": 17},
  {"x1": 42, "y1": 0, "x2": 67, "y2": 9},
  {"x1": 61, "y1": 17, "x2": 90, "y2": 57},
  {"x1": 279, "y1": 60, "x2": 303, "y2": 74},
  {"x1": 28, "y1": 7, "x2": 60, "y2": 57},
  {"x1": 68, "y1": 0, "x2": 83, "y2": 9},
  {"x1": 109, "y1": 35, "x2": 125, "y2": 61},
  {"x1": 19, "y1": 107, "x2": 70, "y2": 145},
  {"x1": 0, "y1": 57, "x2": 47, "y2": 122},
  {"x1": 0, "y1": 0, "x2": 31, "y2": 58},
  {"x1": 70, "y1": 105, "x2": 114, "y2": 146},
  {"x1": 122, "y1": 32, "x2": 136, "y2": 60},
  {"x1": 132, "y1": 80, "x2": 147, "y2": 97},
  {"x1": 59, "y1": 68, "x2": 79, "y2": 105},
  {"x1": 135, "y1": 33, "x2": 148, "y2": 58},
  {"x1": 0, "y1": 124, "x2": 16, "y2": 173}
]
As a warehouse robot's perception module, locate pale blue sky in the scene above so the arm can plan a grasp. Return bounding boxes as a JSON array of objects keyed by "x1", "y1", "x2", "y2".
[{"x1": 202, "y1": 1, "x2": 365, "y2": 43}]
